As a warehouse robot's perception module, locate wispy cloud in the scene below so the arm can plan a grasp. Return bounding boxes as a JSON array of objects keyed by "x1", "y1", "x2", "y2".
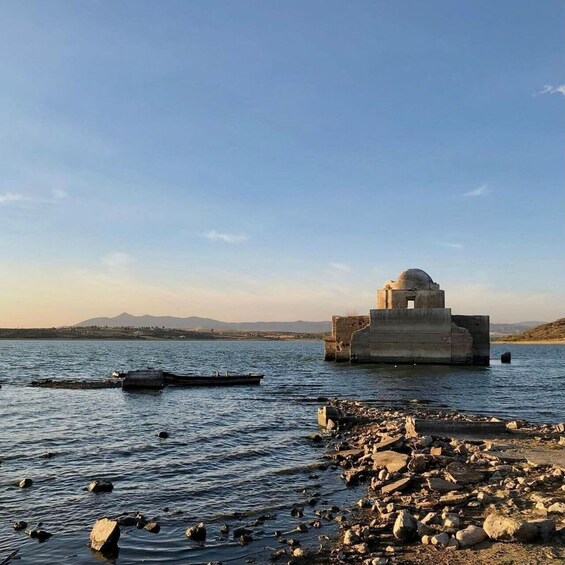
[
  {"x1": 441, "y1": 242, "x2": 464, "y2": 249},
  {"x1": 464, "y1": 184, "x2": 488, "y2": 197},
  {"x1": 329, "y1": 262, "x2": 351, "y2": 272},
  {"x1": 538, "y1": 84, "x2": 565, "y2": 97},
  {"x1": 52, "y1": 189, "x2": 68, "y2": 199},
  {"x1": 101, "y1": 252, "x2": 132, "y2": 268},
  {"x1": 0, "y1": 192, "x2": 26, "y2": 204},
  {"x1": 0, "y1": 189, "x2": 68, "y2": 205},
  {"x1": 203, "y1": 230, "x2": 248, "y2": 243}
]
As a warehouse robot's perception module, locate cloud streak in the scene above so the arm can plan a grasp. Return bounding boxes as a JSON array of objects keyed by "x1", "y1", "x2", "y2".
[
  {"x1": 329, "y1": 262, "x2": 351, "y2": 272},
  {"x1": 52, "y1": 189, "x2": 68, "y2": 199},
  {"x1": 0, "y1": 192, "x2": 26, "y2": 204},
  {"x1": 0, "y1": 190, "x2": 69, "y2": 205},
  {"x1": 441, "y1": 242, "x2": 464, "y2": 249},
  {"x1": 203, "y1": 230, "x2": 248, "y2": 243},
  {"x1": 464, "y1": 184, "x2": 488, "y2": 197},
  {"x1": 538, "y1": 84, "x2": 565, "y2": 97}
]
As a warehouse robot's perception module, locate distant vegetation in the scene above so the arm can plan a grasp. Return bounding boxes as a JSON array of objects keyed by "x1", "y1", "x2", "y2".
[
  {"x1": 494, "y1": 318, "x2": 565, "y2": 342},
  {"x1": 0, "y1": 326, "x2": 325, "y2": 341}
]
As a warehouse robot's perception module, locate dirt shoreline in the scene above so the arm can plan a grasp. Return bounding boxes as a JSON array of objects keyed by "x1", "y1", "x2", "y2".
[{"x1": 298, "y1": 400, "x2": 565, "y2": 564}]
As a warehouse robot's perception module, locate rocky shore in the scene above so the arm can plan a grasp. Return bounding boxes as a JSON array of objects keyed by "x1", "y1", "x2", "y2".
[{"x1": 306, "y1": 399, "x2": 565, "y2": 565}]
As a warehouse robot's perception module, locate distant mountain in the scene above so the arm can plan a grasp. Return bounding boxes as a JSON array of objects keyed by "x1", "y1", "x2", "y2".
[
  {"x1": 489, "y1": 321, "x2": 544, "y2": 336},
  {"x1": 74, "y1": 313, "x2": 332, "y2": 333},
  {"x1": 75, "y1": 313, "x2": 544, "y2": 335},
  {"x1": 496, "y1": 318, "x2": 565, "y2": 341}
]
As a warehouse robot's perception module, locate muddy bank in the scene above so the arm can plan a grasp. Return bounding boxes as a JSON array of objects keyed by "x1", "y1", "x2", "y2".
[{"x1": 305, "y1": 399, "x2": 565, "y2": 565}]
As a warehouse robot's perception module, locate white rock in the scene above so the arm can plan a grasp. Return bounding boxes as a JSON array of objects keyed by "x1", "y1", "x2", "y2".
[
  {"x1": 90, "y1": 518, "x2": 120, "y2": 552},
  {"x1": 455, "y1": 525, "x2": 487, "y2": 548}
]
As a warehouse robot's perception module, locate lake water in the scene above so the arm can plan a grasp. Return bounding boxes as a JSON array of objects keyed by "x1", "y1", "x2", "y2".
[{"x1": 0, "y1": 340, "x2": 563, "y2": 564}]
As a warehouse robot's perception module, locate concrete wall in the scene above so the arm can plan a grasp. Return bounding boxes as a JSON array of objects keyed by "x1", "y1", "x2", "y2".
[
  {"x1": 323, "y1": 337, "x2": 337, "y2": 361},
  {"x1": 376, "y1": 288, "x2": 388, "y2": 309},
  {"x1": 452, "y1": 315, "x2": 490, "y2": 366},
  {"x1": 350, "y1": 325, "x2": 371, "y2": 363},
  {"x1": 324, "y1": 315, "x2": 370, "y2": 362},
  {"x1": 376, "y1": 289, "x2": 445, "y2": 309},
  {"x1": 363, "y1": 308, "x2": 454, "y2": 364},
  {"x1": 333, "y1": 315, "x2": 370, "y2": 361},
  {"x1": 450, "y1": 323, "x2": 474, "y2": 364},
  {"x1": 348, "y1": 310, "x2": 487, "y2": 365}
]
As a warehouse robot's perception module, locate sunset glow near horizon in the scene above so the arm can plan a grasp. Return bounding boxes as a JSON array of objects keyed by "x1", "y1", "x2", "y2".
[{"x1": 1, "y1": 1, "x2": 564, "y2": 328}]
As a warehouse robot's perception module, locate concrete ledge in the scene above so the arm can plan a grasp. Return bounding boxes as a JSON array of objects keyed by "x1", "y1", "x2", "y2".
[
  {"x1": 318, "y1": 406, "x2": 341, "y2": 428},
  {"x1": 405, "y1": 416, "x2": 508, "y2": 437}
]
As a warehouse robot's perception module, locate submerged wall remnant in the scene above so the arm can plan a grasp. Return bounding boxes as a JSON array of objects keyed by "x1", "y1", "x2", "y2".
[
  {"x1": 324, "y1": 268, "x2": 490, "y2": 366},
  {"x1": 324, "y1": 315, "x2": 370, "y2": 362}
]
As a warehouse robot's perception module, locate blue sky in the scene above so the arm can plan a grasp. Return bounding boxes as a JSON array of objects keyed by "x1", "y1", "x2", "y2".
[{"x1": 0, "y1": 1, "x2": 563, "y2": 326}]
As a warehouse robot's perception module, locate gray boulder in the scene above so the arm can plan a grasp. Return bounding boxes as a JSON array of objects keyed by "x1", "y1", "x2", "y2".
[
  {"x1": 430, "y1": 532, "x2": 451, "y2": 547},
  {"x1": 483, "y1": 513, "x2": 538, "y2": 542},
  {"x1": 393, "y1": 510, "x2": 417, "y2": 541}
]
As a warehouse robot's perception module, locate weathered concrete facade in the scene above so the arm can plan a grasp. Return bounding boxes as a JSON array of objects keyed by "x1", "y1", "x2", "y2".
[
  {"x1": 324, "y1": 269, "x2": 489, "y2": 366},
  {"x1": 324, "y1": 315, "x2": 370, "y2": 362}
]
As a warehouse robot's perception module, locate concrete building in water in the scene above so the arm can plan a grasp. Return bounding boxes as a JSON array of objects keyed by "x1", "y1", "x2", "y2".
[{"x1": 324, "y1": 268, "x2": 489, "y2": 366}]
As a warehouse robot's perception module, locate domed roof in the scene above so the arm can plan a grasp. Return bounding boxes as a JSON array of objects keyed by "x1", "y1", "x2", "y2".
[{"x1": 393, "y1": 268, "x2": 434, "y2": 290}]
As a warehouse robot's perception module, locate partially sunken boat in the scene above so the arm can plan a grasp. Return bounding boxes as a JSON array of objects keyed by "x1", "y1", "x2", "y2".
[{"x1": 118, "y1": 369, "x2": 264, "y2": 390}]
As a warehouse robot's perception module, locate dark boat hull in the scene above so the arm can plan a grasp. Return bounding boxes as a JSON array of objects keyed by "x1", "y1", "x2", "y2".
[
  {"x1": 164, "y1": 373, "x2": 263, "y2": 386},
  {"x1": 120, "y1": 369, "x2": 263, "y2": 390}
]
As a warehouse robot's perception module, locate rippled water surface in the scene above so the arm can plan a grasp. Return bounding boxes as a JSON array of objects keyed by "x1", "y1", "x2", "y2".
[{"x1": 0, "y1": 340, "x2": 563, "y2": 564}]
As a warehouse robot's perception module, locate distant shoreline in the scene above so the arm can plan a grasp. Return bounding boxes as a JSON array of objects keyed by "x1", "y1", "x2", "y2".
[
  {"x1": 0, "y1": 337, "x2": 323, "y2": 341},
  {"x1": 0, "y1": 327, "x2": 325, "y2": 341},
  {"x1": 493, "y1": 339, "x2": 565, "y2": 344}
]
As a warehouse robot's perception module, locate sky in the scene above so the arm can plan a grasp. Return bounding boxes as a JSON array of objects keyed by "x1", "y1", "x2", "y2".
[{"x1": 0, "y1": 0, "x2": 563, "y2": 327}]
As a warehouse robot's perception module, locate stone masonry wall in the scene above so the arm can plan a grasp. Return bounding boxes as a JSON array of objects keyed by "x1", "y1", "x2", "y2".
[{"x1": 332, "y1": 315, "x2": 370, "y2": 362}]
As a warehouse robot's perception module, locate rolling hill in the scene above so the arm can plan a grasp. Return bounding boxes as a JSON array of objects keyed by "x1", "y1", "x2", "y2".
[
  {"x1": 496, "y1": 318, "x2": 565, "y2": 342},
  {"x1": 74, "y1": 313, "x2": 332, "y2": 333},
  {"x1": 489, "y1": 321, "x2": 543, "y2": 336}
]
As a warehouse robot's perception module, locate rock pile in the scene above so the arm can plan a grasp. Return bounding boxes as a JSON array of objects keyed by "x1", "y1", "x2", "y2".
[{"x1": 318, "y1": 399, "x2": 564, "y2": 564}]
